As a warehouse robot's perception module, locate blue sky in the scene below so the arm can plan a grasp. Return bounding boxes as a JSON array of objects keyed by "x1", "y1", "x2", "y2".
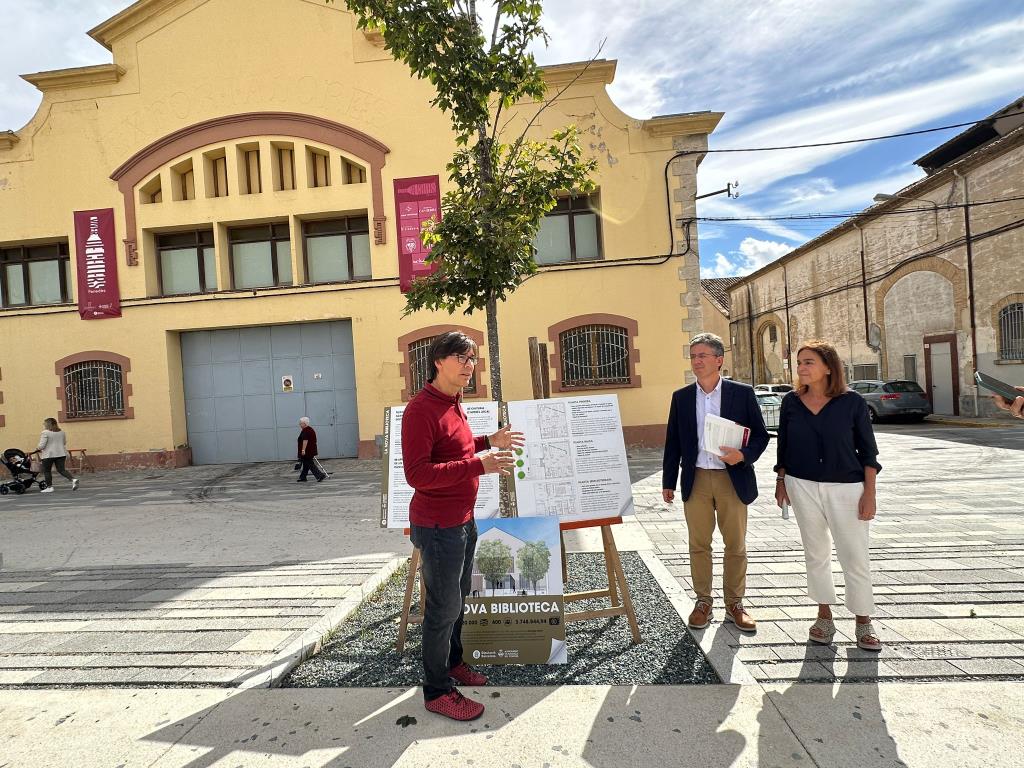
[
  {"x1": 477, "y1": 517, "x2": 561, "y2": 553},
  {"x1": 3, "y1": 1, "x2": 1023, "y2": 277}
]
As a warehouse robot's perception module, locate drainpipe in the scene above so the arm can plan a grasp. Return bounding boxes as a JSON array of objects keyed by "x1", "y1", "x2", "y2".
[
  {"x1": 954, "y1": 169, "x2": 979, "y2": 415},
  {"x1": 746, "y1": 283, "x2": 756, "y2": 384},
  {"x1": 782, "y1": 264, "x2": 792, "y2": 380},
  {"x1": 853, "y1": 223, "x2": 871, "y2": 347}
]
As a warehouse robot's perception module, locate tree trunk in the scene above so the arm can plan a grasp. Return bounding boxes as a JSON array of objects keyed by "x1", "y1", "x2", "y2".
[{"x1": 486, "y1": 296, "x2": 502, "y2": 402}]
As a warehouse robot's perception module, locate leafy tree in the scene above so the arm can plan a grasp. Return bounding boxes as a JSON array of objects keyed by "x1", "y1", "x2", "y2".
[
  {"x1": 338, "y1": 0, "x2": 597, "y2": 400},
  {"x1": 475, "y1": 538, "x2": 514, "y2": 595},
  {"x1": 516, "y1": 539, "x2": 551, "y2": 594}
]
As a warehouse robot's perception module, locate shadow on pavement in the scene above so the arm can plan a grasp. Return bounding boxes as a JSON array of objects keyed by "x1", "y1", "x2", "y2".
[{"x1": 759, "y1": 645, "x2": 906, "y2": 768}]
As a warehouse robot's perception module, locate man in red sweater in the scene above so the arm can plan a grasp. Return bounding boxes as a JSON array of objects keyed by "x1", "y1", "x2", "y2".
[{"x1": 402, "y1": 331, "x2": 523, "y2": 721}]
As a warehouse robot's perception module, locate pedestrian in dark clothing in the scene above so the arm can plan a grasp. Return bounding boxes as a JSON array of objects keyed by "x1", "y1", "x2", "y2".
[
  {"x1": 296, "y1": 417, "x2": 326, "y2": 482},
  {"x1": 402, "y1": 331, "x2": 523, "y2": 722}
]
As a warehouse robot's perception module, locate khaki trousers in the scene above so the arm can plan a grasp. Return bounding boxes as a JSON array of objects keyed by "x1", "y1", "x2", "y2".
[{"x1": 683, "y1": 468, "x2": 748, "y2": 606}]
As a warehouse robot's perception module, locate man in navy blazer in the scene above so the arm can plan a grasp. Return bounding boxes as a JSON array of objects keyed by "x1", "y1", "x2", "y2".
[{"x1": 663, "y1": 333, "x2": 770, "y2": 633}]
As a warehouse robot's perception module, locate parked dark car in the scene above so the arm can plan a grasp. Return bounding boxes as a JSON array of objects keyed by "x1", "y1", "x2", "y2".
[{"x1": 848, "y1": 379, "x2": 932, "y2": 422}]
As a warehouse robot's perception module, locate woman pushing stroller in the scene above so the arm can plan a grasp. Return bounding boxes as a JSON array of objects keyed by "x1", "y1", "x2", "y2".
[{"x1": 34, "y1": 418, "x2": 79, "y2": 493}]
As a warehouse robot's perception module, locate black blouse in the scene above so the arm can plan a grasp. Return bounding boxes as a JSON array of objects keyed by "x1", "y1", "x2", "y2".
[{"x1": 775, "y1": 390, "x2": 882, "y2": 483}]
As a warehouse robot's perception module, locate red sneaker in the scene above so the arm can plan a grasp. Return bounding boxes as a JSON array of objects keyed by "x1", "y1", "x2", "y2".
[
  {"x1": 449, "y1": 662, "x2": 488, "y2": 686},
  {"x1": 424, "y1": 688, "x2": 484, "y2": 721}
]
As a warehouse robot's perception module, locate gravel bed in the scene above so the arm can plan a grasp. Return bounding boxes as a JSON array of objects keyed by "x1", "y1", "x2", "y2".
[{"x1": 283, "y1": 551, "x2": 720, "y2": 687}]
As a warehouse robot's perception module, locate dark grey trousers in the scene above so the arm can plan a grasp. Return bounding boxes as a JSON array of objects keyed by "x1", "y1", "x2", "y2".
[
  {"x1": 42, "y1": 457, "x2": 73, "y2": 486},
  {"x1": 410, "y1": 519, "x2": 477, "y2": 701}
]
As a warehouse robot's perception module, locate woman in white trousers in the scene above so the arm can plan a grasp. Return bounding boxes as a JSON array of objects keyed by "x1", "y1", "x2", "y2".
[{"x1": 774, "y1": 340, "x2": 882, "y2": 651}]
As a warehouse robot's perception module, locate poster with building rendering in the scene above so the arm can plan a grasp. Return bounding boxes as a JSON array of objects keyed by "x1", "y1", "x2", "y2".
[
  {"x1": 462, "y1": 517, "x2": 566, "y2": 665},
  {"x1": 380, "y1": 401, "x2": 499, "y2": 528},
  {"x1": 505, "y1": 394, "x2": 634, "y2": 522}
]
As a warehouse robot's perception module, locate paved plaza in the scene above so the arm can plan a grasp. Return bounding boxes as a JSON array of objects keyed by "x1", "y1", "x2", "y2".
[
  {"x1": 0, "y1": 425, "x2": 1023, "y2": 765},
  {"x1": 0, "y1": 460, "x2": 405, "y2": 687},
  {"x1": 632, "y1": 427, "x2": 1024, "y2": 684}
]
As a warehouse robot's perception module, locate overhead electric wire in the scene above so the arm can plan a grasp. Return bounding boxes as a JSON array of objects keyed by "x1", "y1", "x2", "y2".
[
  {"x1": 691, "y1": 109, "x2": 1024, "y2": 156},
  {"x1": 666, "y1": 107, "x2": 1024, "y2": 254},
  {"x1": 729, "y1": 215, "x2": 1024, "y2": 323},
  {"x1": 693, "y1": 193, "x2": 1024, "y2": 223}
]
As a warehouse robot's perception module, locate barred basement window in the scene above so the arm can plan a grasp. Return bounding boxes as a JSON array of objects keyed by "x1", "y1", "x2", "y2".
[
  {"x1": 63, "y1": 361, "x2": 125, "y2": 419},
  {"x1": 408, "y1": 336, "x2": 477, "y2": 395},
  {"x1": 999, "y1": 303, "x2": 1024, "y2": 360},
  {"x1": 559, "y1": 325, "x2": 630, "y2": 387}
]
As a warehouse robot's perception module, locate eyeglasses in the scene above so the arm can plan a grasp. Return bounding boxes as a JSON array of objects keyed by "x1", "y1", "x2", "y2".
[
  {"x1": 688, "y1": 353, "x2": 721, "y2": 360},
  {"x1": 449, "y1": 353, "x2": 479, "y2": 366}
]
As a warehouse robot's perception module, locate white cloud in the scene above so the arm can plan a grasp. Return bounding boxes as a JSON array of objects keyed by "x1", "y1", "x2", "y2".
[
  {"x1": 701, "y1": 237, "x2": 794, "y2": 278},
  {"x1": 699, "y1": 198, "x2": 809, "y2": 243},
  {"x1": 778, "y1": 178, "x2": 837, "y2": 206},
  {"x1": 0, "y1": 0, "x2": 122, "y2": 130}
]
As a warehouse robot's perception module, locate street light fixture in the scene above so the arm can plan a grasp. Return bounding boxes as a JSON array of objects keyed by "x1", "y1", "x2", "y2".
[{"x1": 871, "y1": 192, "x2": 939, "y2": 233}]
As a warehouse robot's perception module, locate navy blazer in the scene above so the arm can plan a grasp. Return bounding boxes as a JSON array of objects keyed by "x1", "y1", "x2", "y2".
[{"x1": 662, "y1": 379, "x2": 770, "y2": 505}]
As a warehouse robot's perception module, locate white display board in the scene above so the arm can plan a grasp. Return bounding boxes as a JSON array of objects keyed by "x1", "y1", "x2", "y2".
[
  {"x1": 381, "y1": 401, "x2": 499, "y2": 528},
  {"x1": 506, "y1": 394, "x2": 634, "y2": 522}
]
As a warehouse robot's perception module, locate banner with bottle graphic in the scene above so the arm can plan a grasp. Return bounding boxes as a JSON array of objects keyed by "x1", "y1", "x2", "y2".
[
  {"x1": 394, "y1": 175, "x2": 441, "y2": 292},
  {"x1": 73, "y1": 208, "x2": 121, "y2": 319}
]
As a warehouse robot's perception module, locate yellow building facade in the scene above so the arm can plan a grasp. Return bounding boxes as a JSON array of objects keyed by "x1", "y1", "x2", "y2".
[{"x1": 0, "y1": 0, "x2": 720, "y2": 467}]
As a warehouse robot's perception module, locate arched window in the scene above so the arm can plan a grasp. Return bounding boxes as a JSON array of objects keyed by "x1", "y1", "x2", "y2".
[
  {"x1": 397, "y1": 326, "x2": 486, "y2": 401},
  {"x1": 559, "y1": 324, "x2": 630, "y2": 388},
  {"x1": 999, "y1": 303, "x2": 1024, "y2": 360},
  {"x1": 63, "y1": 361, "x2": 125, "y2": 418},
  {"x1": 54, "y1": 352, "x2": 134, "y2": 421},
  {"x1": 408, "y1": 335, "x2": 477, "y2": 396}
]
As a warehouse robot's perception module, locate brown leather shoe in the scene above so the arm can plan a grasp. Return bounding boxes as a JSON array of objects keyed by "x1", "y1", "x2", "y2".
[
  {"x1": 724, "y1": 603, "x2": 757, "y2": 633},
  {"x1": 687, "y1": 600, "x2": 713, "y2": 629}
]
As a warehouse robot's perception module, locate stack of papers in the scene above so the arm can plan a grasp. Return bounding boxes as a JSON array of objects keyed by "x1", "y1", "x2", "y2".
[{"x1": 703, "y1": 413, "x2": 750, "y2": 457}]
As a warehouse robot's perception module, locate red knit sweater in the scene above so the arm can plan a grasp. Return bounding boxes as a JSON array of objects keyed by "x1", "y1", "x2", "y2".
[{"x1": 402, "y1": 382, "x2": 489, "y2": 528}]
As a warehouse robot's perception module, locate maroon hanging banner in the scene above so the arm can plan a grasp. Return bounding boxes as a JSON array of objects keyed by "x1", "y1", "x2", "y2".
[
  {"x1": 394, "y1": 175, "x2": 441, "y2": 293},
  {"x1": 73, "y1": 208, "x2": 121, "y2": 320}
]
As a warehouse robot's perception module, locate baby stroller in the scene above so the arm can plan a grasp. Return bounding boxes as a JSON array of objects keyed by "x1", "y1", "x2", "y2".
[{"x1": 1, "y1": 448, "x2": 47, "y2": 494}]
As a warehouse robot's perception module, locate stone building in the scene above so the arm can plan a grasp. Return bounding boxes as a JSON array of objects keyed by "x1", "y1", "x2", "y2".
[
  {"x1": 728, "y1": 96, "x2": 1024, "y2": 416},
  {"x1": 700, "y1": 277, "x2": 738, "y2": 377},
  {"x1": 0, "y1": 0, "x2": 720, "y2": 465}
]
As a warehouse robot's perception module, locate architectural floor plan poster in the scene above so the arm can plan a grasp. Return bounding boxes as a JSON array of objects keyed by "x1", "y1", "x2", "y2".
[
  {"x1": 461, "y1": 516, "x2": 567, "y2": 665},
  {"x1": 505, "y1": 395, "x2": 635, "y2": 522},
  {"x1": 380, "y1": 401, "x2": 499, "y2": 528}
]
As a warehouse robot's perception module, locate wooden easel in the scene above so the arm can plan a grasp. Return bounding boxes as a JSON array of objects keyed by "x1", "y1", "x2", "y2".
[
  {"x1": 560, "y1": 516, "x2": 641, "y2": 644},
  {"x1": 395, "y1": 516, "x2": 641, "y2": 652},
  {"x1": 396, "y1": 534, "x2": 424, "y2": 654}
]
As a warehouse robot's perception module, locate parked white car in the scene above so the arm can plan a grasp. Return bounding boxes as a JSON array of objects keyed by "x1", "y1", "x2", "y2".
[
  {"x1": 754, "y1": 383, "x2": 794, "y2": 394},
  {"x1": 756, "y1": 392, "x2": 783, "y2": 434}
]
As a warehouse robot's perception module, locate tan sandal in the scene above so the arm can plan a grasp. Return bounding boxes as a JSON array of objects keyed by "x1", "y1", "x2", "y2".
[
  {"x1": 856, "y1": 621, "x2": 882, "y2": 652},
  {"x1": 808, "y1": 617, "x2": 836, "y2": 644}
]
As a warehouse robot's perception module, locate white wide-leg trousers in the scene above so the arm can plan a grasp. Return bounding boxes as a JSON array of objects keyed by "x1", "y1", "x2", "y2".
[{"x1": 785, "y1": 475, "x2": 875, "y2": 616}]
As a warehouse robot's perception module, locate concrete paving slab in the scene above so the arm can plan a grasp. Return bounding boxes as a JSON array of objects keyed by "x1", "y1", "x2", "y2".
[
  {"x1": 4, "y1": 683, "x2": 1020, "y2": 767},
  {"x1": 0, "y1": 686, "x2": 807, "y2": 768},
  {"x1": 763, "y1": 681, "x2": 1024, "y2": 768}
]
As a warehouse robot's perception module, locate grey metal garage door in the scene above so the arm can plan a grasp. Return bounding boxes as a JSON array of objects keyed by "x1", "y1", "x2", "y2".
[{"x1": 181, "y1": 321, "x2": 358, "y2": 464}]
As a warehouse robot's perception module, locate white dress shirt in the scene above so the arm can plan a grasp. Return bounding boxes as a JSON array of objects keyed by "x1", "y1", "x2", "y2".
[{"x1": 695, "y1": 376, "x2": 726, "y2": 469}]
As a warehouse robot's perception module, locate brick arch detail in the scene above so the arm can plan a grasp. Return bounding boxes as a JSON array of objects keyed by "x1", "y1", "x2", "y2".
[
  {"x1": 396, "y1": 325, "x2": 488, "y2": 402},
  {"x1": 874, "y1": 257, "x2": 966, "y2": 378},
  {"x1": 992, "y1": 292, "x2": 1024, "y2": 360},
  {"x1": 547, "y1": 313, "x2": 641, "y2": 392},
  {"x1": 110, "y1": 112, "x2": 392, "y2": 259},
  {"x1": 54, "y1": 351, "x2": 135, "y2": 422}
]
